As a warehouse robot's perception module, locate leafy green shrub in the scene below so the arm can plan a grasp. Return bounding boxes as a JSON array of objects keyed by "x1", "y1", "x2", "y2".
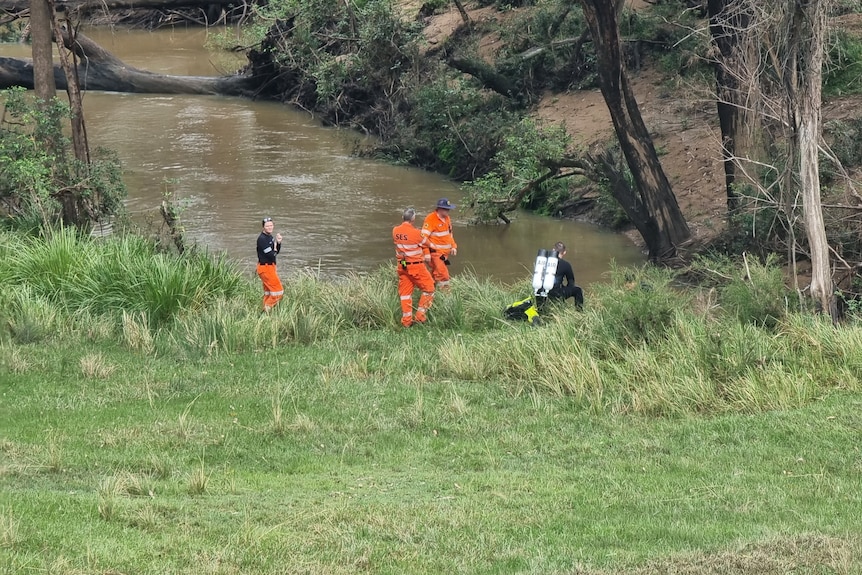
[
  {"x1": 415, "y1": 0, "x2": 448, "y2": 14},
  {"x1": 0, "y1": 21, "x2": 26, "y2": 42},
  {"x1": 250, "y1": 0, "x2": 421, "y2": 120},
  {"x1": 621, "y1": 1, "x2": 709, "y2": 77},
  {"x1": 462, "y1": 118, "x2": 571, "y2": 221},
  {"x1": 710, "y1": 181, "x2": 789, "y2": 257},
  {"x1": 823, "y1": 118, "x2": 862, "y2": 179},
  {"x1": 0, "y1": 88, "x2": 126, "y2": 229},
  {"x1": 382, "y1": 74, "x2": 518, "y2": 179},
  {"x1": 494, "y1": 2, "x2": 596, "y2": 92},
  {"x1": 830, "y1": 0, "x2": 862, "y2": 17},
  {"x1": 717, "y1": 254, "x2": 794, "y2": 327},
  {"x1": 824, "y1": 30, "x2": 862, "y2": 96},
  {"x1": 250, "y1": 0, "x2": 528, "y2": 178},
  {"x1": 588, "y1": 264, "x2": 687, "y2": 347},
  {"x1": 474, "y1": 0, "x2": 536, "y2": 8}
]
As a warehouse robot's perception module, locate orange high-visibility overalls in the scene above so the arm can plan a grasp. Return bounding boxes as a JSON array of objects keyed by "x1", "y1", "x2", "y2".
[
  {"x1": 393, "y1": 221, "x2": 435, "y2": 327},
  {"x1": 421, "y1": 211, "x2": 457, "y2": 290}
]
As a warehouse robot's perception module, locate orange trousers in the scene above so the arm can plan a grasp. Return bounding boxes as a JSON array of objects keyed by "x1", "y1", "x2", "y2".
[
  {"x1": 428, "y1": 254, "x2": 451, "y2": 290},
  {"x1": 398, "y1": 263, "x2": 435, "y2": 327},
  {"x1": 257, "y1": 263, "x2": 284, "y2": 310}
]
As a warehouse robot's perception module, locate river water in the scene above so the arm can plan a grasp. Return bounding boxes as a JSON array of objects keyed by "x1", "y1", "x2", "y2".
[{"x1": 1, "y1": 27, "x2": 645, "y2": 286}]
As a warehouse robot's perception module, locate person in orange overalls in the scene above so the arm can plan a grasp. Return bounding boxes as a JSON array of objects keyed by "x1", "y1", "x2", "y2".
[
  {"x1": 256, "y1": 217, "x2": 284, "y2": 312},
  {"x1": 421, "y1": 198, "x2": 457, "y2": 291},
  {"x1": 393, "y1": 208, "x2": 435, "y2": 327}
]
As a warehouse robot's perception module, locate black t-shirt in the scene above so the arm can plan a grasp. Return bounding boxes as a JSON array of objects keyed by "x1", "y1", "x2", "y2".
[{"x1": 257, "y1": 232, "x2": 280, "y2": 264}]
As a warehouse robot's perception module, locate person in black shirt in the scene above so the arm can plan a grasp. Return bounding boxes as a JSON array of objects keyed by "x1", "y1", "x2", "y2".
[
  {"x1": 547, "y1": 241, "x2": 583, "y2": 308},
  {"x1": 256, "y1": 217, "x2": 284, "y2": 312}
]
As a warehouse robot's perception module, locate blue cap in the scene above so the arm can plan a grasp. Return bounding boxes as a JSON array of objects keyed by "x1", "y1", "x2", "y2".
[{"x1": 436, "y1": 198, "x2": 455, "y2": 210}]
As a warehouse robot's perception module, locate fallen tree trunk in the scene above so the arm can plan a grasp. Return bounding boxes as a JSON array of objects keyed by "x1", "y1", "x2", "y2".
[
  {"x1": 0, "y1": 30, "x2": 257, "y2": 96},
  {"x1": 446, "y1": 56, "x2": 520, "y2": 101},
  {"x1": 0, "y1": 56, "x2": 257, "y2": 95},
  {"x1": 0, "y1": 0, "x2": 238, "y2": 10}
]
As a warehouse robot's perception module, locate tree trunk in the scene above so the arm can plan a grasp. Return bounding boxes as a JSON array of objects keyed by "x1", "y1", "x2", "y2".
[
  {"x1": 708, "y1": 0, "x2": 755, "y2": 212},
  {"x1": 52, "y1": 12, "x2": 89, "y2": 165},
  {"x1": 452, "y1": 0, "x2": 470, "y2": 26},
  {"x1": 578, "y1": 0, "x2": 690, "y2": 261},
  {"x1": 793, "y1": 0, "x2": 834, "y2": 318},
  {"x1": 2, "y1": 0, "x2": 237, "y2": 9},
  {"x1": 447, "y1": 56, "x2": 519, "y2": 100},
  {"x1": 0, "y1": 31, "x2": 257, "y2": 95},
  {"x1": 30, "y1": 0, "x2": 55, "y2": 101},
  {"x1": 29, "y1": 0, "x2": 77, "y2": 224},
  {"x1": 51, "y1": 4, "x2": 96, "y2": 227}
]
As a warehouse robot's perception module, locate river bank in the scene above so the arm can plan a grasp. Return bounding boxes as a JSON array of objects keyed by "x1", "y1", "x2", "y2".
[
  {"x1": 7, "y1": 0, "x2": 862, "y2": 280},
  {"x1": 1, "y1": 25, "x2": 647, "y2": 285},
  {"x1": 239, "y1": 0, "x2": 862, "y2": 269},
  {"x1": 232, "y1": 0, "x2": 732, "y2": 258}
]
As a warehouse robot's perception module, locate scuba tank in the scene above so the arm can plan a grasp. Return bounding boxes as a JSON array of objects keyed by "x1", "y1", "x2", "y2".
[
  {"x1": 542, "y1": 249, "x2": 559, "y2": 294},
  {"x1": 532, "y1": 249, "x2": 548, "y2": 295}
]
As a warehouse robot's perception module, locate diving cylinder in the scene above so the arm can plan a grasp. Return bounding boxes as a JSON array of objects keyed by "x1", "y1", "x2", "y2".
[
  {"x1": 532, "y1": 249, "x2": 548, "y2": 295},
  {"x1": 542, "y1": 249, "x2": 559, "y2": 294}
]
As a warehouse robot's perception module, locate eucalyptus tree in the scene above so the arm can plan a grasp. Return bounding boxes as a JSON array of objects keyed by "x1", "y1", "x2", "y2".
[
  {"x1": 29, "y1": 0, "x2": 55, "y2": 103},
  {"x1": 707, "y1": 0, "x2": 835, "y2": 317},
  {"x1": 4, "y1": 0, "x2": 124, "y2": 229},
  {"x1": 575, "y1": 0, "x2": 691, "y2": 261},
  {"x1": 791, "y1": 0, "x2": 833, "y2": 317},
  {"x1": 707, "y1": 0, "x2": 754, "y2": 212}
]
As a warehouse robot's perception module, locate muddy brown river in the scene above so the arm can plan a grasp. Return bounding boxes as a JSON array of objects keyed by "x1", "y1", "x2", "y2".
[{"x1": 1, "y1": 27, "x2": 645, "y2": 286}]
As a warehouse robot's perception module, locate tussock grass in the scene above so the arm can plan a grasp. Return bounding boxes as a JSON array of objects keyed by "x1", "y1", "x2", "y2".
[
  {"x1": 187, "y1": 459, "x2": 209, "y2": 495},
  {"x1": 143, "y1": 454, "x2": 172, "y2": 480},
  {"x1": 321, "y1": 267, "x2": 398, "y2": 329},
  {"x1": 1, "y1": 229, "x2": 859, "y2": 417},
  {"x1": 122, "y1": 311, "x2": 154, "y2": 353},
  {"x1": 119, "y1": 471, "x2": 154, "y2": 497},
  {"x1": 0, "y1": 227, "x2": 243, "y2": 327},
  {"x1": 0, "y1": 285, "x2": 63, "y2": 344},
  {"x1": 0, "y1": 439, "x2": 30, "y2": 478},
  {"x1": 97, "y1": 474, "x2": 126, "y2": 521},
  {"x1": 74, "y1": 309, "x2": 117, "y2": 342},
  {"x1": 44, "y1": 433, "x2": 63, "y2": 473},
  {"x1": 0, "y1": 508, "x2": 19, "y2": 549},
  {"x1": 269, "y1": 393, "x2": 287, "y2": 436},
  {"x1": 290, "y1": 412, "x2": 316, "y2": 432},
  {"x1": 129, "y1": 505, "x2": 160, "y2": 531},
  {"x1": 0, "y1": 343, "x2": 30, "y2": 374},
  {"x1": 79, "y1": 352, "x2": 116, "y2": 379}
]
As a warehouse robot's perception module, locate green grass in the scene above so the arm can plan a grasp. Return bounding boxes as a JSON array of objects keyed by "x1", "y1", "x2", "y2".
[{"x1": 0, "y1": 229, "x2": 861, "y2": 574}]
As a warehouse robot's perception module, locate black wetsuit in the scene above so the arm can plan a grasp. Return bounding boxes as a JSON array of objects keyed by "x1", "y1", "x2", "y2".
[{"x1": 547, "y1": 257, "x2": 583, "y2": 307}]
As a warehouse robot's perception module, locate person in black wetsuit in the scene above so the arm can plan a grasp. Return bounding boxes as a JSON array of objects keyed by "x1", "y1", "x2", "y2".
[{"x1": 547, "y1": 241, "x2": 583, "y2": 308}]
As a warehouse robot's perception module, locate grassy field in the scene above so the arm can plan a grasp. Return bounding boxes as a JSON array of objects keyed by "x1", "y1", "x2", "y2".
[{"x1": 1, "y1": 229, "x2": 861, "y2": 574}]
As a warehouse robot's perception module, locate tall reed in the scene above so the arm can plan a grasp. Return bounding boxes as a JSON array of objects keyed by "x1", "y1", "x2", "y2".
[
  {"x1": 2, "y1": 228, "x2": 860, "y2": 417},
  {"x1": 0, "y1": 228, "x2": 245, "y2": 328}
]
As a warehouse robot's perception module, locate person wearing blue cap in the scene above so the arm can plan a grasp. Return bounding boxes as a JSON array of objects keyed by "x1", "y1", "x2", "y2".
[{"x1": 421, "y1": 198, "x2": 458, "y2": 291}]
